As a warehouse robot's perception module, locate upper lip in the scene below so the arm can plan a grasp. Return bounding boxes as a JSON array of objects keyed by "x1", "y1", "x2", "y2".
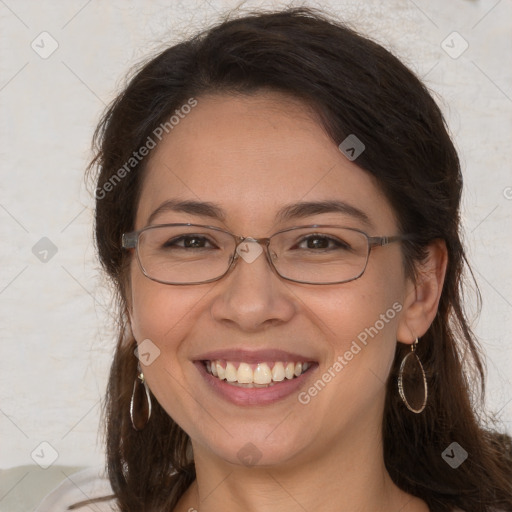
[{"x1": 193, "y1": 348, "x2": 317, "y2": 363}]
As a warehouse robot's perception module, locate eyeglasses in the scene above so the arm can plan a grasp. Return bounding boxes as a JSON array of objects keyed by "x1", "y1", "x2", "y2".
[{"x1": 122, "y1": 223, "x2": 413, "y2": 285}]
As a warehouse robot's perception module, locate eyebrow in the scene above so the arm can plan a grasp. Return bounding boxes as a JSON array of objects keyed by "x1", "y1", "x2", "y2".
[
  {"x1": 147, "y1": 199, "x2": 227, "y2": 226},
  {"x1": 146, "y1": 199, "x2": 373, "y2": 229},
  {"x1": 276, "y1": 199, "x2": 373, "y2": 228}
]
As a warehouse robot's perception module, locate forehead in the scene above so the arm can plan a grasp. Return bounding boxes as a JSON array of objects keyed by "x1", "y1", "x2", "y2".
[{"x1": 135, "y1": 91, "x2": 397, "y2": 234}]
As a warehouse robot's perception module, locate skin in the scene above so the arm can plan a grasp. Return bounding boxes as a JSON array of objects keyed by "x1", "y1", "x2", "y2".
[{"x1": 126, "y1": 91, "x2": 447, "y2": 512}]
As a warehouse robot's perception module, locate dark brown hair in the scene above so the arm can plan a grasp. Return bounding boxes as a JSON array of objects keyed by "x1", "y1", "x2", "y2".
[{"x1": 85, "y1": 7, "x2": 512, "y2": 512}]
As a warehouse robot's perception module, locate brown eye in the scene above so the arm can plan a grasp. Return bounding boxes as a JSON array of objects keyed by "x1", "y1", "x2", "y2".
[
  {"x1": 163, "y1": 235, "x2": 215, "y2": 249},
  {"x1": 296, "y1": 235, "x2": 350, "y2": 251}
]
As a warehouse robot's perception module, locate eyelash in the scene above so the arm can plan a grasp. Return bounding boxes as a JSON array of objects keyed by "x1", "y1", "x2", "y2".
[{"x1": 162, "y1": 233, "x2": 351, "y2": 251}]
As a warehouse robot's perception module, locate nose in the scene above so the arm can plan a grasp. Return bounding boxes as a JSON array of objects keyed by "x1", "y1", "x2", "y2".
[
  {"x1": 234, "y1": 238, "x2": 266, "y2": 264},
  {"x1": 209, "y1": 239, "x2": 295, "y2": 331}
]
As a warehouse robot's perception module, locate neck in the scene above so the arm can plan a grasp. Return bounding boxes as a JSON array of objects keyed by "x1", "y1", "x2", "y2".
[{"x1": 175, "y1": 417, "x2": 428, "y2": 512}]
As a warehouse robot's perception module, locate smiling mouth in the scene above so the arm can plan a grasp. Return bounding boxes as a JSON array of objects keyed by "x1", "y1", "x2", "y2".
[{"x1": 202, "y1": 360, "x2": 314, "y2": 387}]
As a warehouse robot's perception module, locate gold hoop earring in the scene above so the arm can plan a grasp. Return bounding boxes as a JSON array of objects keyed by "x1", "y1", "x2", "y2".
[
  {"x1": 397, "y1": 337, "x2": 427, "y2": 414},
  {"x1": 130, "y1": 364, "x2": 152, "y2": 430}
]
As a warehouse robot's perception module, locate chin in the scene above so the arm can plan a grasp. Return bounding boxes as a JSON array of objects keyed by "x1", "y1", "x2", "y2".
[{"x1": 197, "y1": 428, "x2": 312, "y2": 469}]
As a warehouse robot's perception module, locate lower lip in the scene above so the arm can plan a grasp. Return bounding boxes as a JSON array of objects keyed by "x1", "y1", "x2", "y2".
[{"x1": 194, "y1": 361, "x2": 317, "y2": 406}]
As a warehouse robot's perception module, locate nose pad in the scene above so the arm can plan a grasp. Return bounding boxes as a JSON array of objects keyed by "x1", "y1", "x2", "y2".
[{"x1": 235, "y1": 239, "x2": 264, "y2": 264}]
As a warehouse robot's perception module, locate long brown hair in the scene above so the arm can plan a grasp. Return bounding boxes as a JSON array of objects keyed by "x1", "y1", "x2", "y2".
[{"x1": 86, "y1": 7, "x2": 512, "y2": 512}]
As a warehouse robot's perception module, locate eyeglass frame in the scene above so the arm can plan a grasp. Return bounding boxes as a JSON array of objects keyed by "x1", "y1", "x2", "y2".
[{"x1": 122, "y1": 223, "x2": 415, "y2": 286}]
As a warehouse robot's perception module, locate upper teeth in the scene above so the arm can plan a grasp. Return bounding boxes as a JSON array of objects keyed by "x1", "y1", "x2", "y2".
[{"x1": 205, "y1": 360, "x2": 310, "y2": 385}]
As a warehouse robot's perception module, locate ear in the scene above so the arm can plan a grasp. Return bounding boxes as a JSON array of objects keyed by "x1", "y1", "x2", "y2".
[
  {"x1": 396, "y1": 239, "x2": 448, "y2": 344},
  {"x1": 124, "y1": 288, "x2": 139, "y2": 346},
  {"x1": 121, "y1": 272, "x2": 135, "y2": 327}
]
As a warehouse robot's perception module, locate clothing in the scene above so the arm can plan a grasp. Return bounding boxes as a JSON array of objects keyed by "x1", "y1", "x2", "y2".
[{"x1": 34, "y1": 466, "x2": 117, "y2": 512}]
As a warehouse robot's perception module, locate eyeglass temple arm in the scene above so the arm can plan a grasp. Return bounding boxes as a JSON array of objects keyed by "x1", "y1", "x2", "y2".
[
  {"x1": 368, "y1": 234, "x2": 416, "y2": 247},
  {"x1": 122, "y1": 232, "x2": 138, "y2": 249}
]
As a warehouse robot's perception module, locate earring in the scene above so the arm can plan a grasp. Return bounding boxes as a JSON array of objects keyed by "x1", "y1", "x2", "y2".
[
  {"x1": 397, "y1": 337, "x2": 428, "y2": 414},
  {"x1": 130, "y1": 364, "x2": 152, "y2": 430}
]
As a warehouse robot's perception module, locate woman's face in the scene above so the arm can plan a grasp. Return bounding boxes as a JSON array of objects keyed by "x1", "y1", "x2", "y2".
[{"x1": 128, "y1": 91, "x2": 413, "y2": 467}]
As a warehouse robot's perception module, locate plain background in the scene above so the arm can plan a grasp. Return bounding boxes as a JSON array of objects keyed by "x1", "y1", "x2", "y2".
[{"x1": 1, "y1": 0, "x2": 511, "y2": 476}]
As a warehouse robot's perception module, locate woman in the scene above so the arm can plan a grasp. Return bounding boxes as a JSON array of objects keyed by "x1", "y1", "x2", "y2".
[{"x1": 36, "y1": 6, "x2": 512, "y2": 512}]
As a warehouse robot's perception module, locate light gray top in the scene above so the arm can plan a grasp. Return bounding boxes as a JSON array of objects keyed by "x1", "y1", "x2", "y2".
[{"x1": 34, "y1": 466, "x2": 117, "y2": 512}]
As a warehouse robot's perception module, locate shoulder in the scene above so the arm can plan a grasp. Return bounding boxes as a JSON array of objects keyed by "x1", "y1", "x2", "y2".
[{"x1": 34, "y1": 466, "x2": 117, "y2": 512}]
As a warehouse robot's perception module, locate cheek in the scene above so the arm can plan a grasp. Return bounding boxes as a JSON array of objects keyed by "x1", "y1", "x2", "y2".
[
  {"x1": 129, "y1": 261, "x2": 190, "y2": 342},
  {"x1": 313, "y1": 286, "x2": 401, "y2": 368},
  {"x1": 128, "y1": 263, "x2": 203, "y2": 380},
  {"x1": 314, "y1": 260, "x2": 403, "y2": 340},
  {"x1": 128, "y1": 267, "x2": 203, "y2": 420},
  {"x1": 306, "y1": 262, "x2": 405, "y2": 399}
]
